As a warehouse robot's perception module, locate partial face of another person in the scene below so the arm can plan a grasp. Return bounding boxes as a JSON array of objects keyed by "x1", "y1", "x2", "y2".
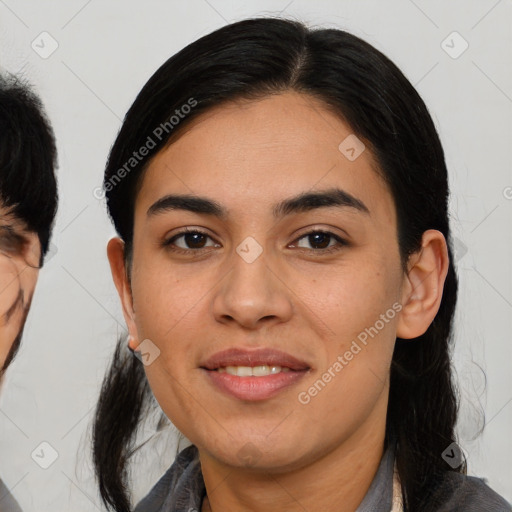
[
  {"x1": 110, "y1": 91, "x2": 447, "y2": 473},
  {"x1": 0, "y1": 208, "x2": 41, "y2": 373}
]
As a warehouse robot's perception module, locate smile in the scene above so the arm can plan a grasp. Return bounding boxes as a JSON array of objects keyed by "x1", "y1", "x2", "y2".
[
  {"x1": 216, "y1": 365, "x2": 291, "y2": 376},
  {"x1": 201, "y1": 347, "x2": 311, "y2": 401}
]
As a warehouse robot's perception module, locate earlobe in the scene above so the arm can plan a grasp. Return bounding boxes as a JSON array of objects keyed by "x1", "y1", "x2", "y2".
[
  {"x1": 106, "y1": 237, "x2": 139, "y2": 343},
  {"x1": 396, "y1": 230, "x2": 449, "y2": 340},
  {"x1": 127, "y1": 335, "x2": 138, "y2": 351}
]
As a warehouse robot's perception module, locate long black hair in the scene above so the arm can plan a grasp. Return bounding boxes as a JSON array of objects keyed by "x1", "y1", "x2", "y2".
[{"x1": 93, "y1": 17, "x2": 463, "y2": 511}]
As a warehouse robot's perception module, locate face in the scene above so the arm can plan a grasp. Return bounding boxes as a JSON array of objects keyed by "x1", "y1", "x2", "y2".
[
  {"x1": 0, "y1": 208, "x2": 41, "y2": 374},
  {"x1": 111, "y1": 91, "x2": 446, "y2": 473}
]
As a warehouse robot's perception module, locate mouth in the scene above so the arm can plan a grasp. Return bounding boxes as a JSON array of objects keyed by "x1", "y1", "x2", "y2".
[
  {"x1": 201, "y1": 347, "x2": 310, "y2": 371},
  {"x1": 200, "y1": 348, "x2": 311, "y2": 401},
  {"x1": 214, "y1": 365, "x2": 292, "y2": 376}
]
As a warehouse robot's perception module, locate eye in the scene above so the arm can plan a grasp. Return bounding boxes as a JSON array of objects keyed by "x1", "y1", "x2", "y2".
[
  {"x1": 291, "y1": 230, "x2": 347, "y2": 253},
  {"x1": 163, "y1": 229, "x2": 220, "y2": 253},
  {"x1": 0, "y1": 227, "x2": 26, "y2": 257},
  {"x1": 162, "y1": 228, "x2": 348, "y2": 256}
]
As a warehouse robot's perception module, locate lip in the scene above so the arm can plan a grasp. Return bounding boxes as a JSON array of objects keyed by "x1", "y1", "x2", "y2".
[
  {"x1": 200, "y1": 348, "x2": 311, "y2": 401},
  {"x1": 200, "y1": 347, "x2": 310, "y2": 371}
]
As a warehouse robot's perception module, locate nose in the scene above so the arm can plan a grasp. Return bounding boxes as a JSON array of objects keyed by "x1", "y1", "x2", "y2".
[{"x1": 212, "y1": 247, "x2": 293, "y2": 330}]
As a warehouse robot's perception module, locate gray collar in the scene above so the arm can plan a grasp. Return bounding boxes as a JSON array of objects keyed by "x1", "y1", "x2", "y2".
[{"x1": 134, "y1": 439, "x2": 397, "y2": 512}]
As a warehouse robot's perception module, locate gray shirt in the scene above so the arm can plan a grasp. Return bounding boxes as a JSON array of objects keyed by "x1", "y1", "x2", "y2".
[
  {"x1": 134, "y1": 442, "x2": 511, "y2": 512},
  {"x1": 0, "y1": 478, "x2": 23, "y2": 512}
]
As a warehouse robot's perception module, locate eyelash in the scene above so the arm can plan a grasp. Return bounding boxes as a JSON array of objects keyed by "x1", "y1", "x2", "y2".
[{"x1": 162, "y1": 228, "x2": 348, "y2": 256}]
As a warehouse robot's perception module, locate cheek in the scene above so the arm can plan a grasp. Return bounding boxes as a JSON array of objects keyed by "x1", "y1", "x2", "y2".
[
  {"x1": 294, "y1": 257, "x2": 399, "y2": 338},
  {"x1": 297, "y1": 316, "x2": 396, "y2": 442},
  {"x1": 20, "y1": 268, "x2": 39, "y2": 299},
  {"x1": 0, "y1": 263, "x2": 21, "y2": 316},
  {"x1": 142, "y1": 334, "x2": 207, "y2": 436},
  {"x1": 130, "y1": 264, "x2": 211, "y2": 380},
  {"x1": 131, "y1": 264, "x2": 198, "y2": 333},
  {"x1": 295, "y1": 259, "x2": 399, "y2": 403}
]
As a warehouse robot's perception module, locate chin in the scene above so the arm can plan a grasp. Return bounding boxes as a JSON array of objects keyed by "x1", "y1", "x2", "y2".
[{"x1": 202, "y1": 436, "x2": 307, "y2": 473}]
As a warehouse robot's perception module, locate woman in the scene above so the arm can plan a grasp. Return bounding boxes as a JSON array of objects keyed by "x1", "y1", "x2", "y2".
[{"x1": 92, "y1": 17, "x2": 511, "y2": 512}]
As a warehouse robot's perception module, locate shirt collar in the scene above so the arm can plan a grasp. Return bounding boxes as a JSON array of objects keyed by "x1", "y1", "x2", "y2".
[{"x1": 135, "y1": 437, "x2": 400, "y2": 512}]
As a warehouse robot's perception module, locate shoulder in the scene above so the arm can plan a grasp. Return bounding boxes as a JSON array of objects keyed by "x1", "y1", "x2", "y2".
[
  {"x1": 432, "y1": 471, "x2": 511, "y2": 511},
  {"x1": 133, "y1": 444, "x2": 205, "y2": 512},
  {"x1": 0, "y1": 478, "x2": 23, "y2": 512}
]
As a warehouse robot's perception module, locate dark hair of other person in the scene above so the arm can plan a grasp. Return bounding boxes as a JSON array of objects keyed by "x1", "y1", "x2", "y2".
[
  {"x1": 92, "y1": 17, "x2": 463, "y2": 512},
  {"x1": 0, "y1": 73, "x2": 58, "y2": 372}
]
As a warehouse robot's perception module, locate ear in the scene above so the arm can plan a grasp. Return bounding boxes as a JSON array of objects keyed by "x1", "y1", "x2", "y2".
[
  {"x1": 396, "y1": 229, "x2": 450, "y2": 340},
  {"x1": 107, "y1": 237, "x2": 139, "y2": 350}
]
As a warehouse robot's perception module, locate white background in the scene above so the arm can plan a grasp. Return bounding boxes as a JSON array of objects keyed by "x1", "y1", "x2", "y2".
[{"x1": 0, "y1": 0, "x2": 511, "y2": 510}]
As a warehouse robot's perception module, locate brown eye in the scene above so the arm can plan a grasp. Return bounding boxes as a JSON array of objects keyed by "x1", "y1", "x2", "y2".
[
  {"x1": 293, "y1": 230, "x2": 347, "y2": 252},
  {"x1": 305, "y1": 232, "x2": 332, "y2": 249},
  {"x1": 163, "y1": 229, "x2": 220, "y2": 253},
  {"x1": 178, "y1": 232, "x2": 208, "y2": 249}
]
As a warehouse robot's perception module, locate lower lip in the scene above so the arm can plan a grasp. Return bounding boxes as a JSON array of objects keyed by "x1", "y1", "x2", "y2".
[{"x1": 203, "y1": 369, "x2": 308, "y2": 401}]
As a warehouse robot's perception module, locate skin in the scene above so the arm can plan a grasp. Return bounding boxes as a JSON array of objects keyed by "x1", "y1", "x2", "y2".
[
  {"x1": 108, "y1": 91, "x2": 449, "y2": 512},
  {"x1": 0, "y1": 208, "x2": 41, "y2": 377}
]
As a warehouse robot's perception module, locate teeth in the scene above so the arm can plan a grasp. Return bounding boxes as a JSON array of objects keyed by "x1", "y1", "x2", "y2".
[
  {"x1": 218, "y1": 365, "x2": 291, "y2": 376},
  {"x1": 254, "y1": 365, "x2": 275, "y2": 376},
  {"x1": 233, "y1": 366, "x2": 253, "y2": 377}
]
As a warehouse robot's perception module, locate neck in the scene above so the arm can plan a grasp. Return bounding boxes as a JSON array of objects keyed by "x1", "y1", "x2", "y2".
[{"x1": 198, "y1": 402, "x2": 388, "y2": 512}]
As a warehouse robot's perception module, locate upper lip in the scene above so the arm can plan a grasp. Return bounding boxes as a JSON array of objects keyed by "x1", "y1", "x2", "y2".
[{"x1": 201, "y1": 348, "x2": 310, "y2": 371}]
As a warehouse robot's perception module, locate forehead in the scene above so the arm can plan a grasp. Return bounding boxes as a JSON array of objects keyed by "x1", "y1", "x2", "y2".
[{"x1": 137, "y1": 92, "x2": 396, "y2": 227}]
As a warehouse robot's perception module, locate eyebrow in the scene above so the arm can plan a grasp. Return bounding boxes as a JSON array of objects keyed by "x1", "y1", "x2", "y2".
[{"x1": 147, "y1": 188, "x2": 370, "y2": 219}]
